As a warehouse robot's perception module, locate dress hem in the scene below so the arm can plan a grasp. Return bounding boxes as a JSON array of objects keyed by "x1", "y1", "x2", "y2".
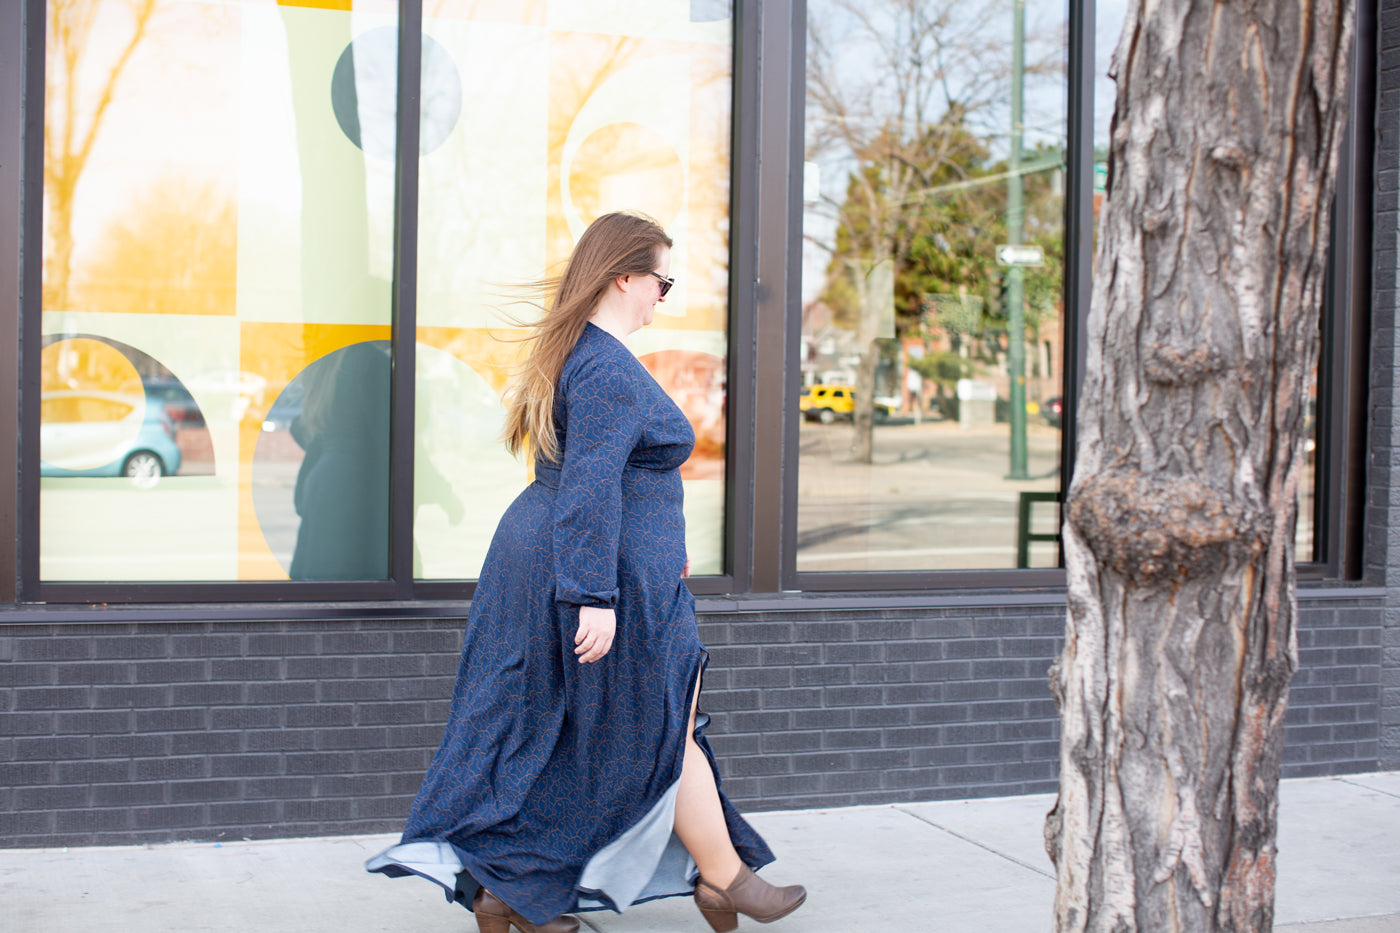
[{"x1": 366, "y1": 652, "x2": 720, "y2": 923}]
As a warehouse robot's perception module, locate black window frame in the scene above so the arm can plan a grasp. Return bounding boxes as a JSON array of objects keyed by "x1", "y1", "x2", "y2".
[
  {"x1": 780, "y1": 0, "x2": 1088, "y2": 592},
  {"x1": 777, "y1": 0, "x2": 1374, "y2": 592},
  {"x1": 0, "y1": 0, "x2": 1375, "y2": 614}
]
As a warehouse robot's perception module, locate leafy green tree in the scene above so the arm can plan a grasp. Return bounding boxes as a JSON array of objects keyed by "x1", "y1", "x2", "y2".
[
  {"x1": 907, "y1": 349, "x2": 975, "y2": 417},
  {"x1": 806, "y1": 0, "x2": 1066, "y2": 458}
]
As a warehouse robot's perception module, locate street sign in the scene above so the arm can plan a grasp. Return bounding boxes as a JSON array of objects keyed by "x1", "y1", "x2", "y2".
[
  {"x1": 803, "y1": 161, "x2": 820, "y2": 204},
  {"x1": 996, "y1": 244, "x2": 1044, "y2": 266}
]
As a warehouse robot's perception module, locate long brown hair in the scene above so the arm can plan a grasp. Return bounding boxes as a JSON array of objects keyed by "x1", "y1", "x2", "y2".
[{"x1": 502, "y1": 211, "x2": 673, "y2": 463}]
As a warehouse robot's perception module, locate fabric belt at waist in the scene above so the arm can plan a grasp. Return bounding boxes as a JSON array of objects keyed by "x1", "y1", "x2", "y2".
[
  {"x1": 533, "y1": 462, "x2": 561, "y2": 489},
  {"x1": 533, "y1": 461, "x2": 674, "y2": 490}
]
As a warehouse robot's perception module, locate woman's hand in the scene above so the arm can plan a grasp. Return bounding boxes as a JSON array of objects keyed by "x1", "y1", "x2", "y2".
[
  {"x1": 683, "y1": 557, "x2": 691, "y2": 578},
  {"x1": 575, "y1": 605, "x2": 616, "y2": 663}
]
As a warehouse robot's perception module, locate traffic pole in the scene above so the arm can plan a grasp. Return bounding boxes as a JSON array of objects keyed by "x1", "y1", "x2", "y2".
[{"x1": 1006, "y1": 0, "x2": 1030, "y2": 480}]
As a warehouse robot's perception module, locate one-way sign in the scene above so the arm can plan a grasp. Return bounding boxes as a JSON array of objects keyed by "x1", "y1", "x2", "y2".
[{"x1": 996, "y1": 244, "x2": 1045, "y2": 266}]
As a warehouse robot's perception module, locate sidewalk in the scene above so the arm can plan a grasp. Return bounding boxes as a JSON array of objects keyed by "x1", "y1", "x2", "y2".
[{"x1": 3, "y1": 773, "x2": 1398, "y2": 932}]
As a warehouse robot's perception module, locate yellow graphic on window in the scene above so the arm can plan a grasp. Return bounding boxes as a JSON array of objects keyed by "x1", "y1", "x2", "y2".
[{"x1": 38, "y1": 0, "x2": 734, "y2": 583}]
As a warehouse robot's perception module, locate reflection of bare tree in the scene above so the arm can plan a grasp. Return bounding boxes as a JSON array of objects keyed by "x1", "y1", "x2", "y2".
[
  {"x1": 565, "y1": 123, "x2": 683, "y2": 224},
  {"x1": 78, "y1": 177, "x2": 237, "y2": 316},
  {"x1": 44, "y1": 0, "x2": 160, "y2": 312},
  {"x1": 548, "y1": 38, "x2": 641, "y2": 148},
  {"x1": 543, "y1": 35, "x2": 643, "y2": 269},
  {"x1": 544, "y1": 32, "x2": 735, "y2": 329},
  {"x1": 687, "y1": 43, "x2": 737, "y2": 307},
  {"x1": 806, "y1": 0, "x2": 1060, "y2": 462}
]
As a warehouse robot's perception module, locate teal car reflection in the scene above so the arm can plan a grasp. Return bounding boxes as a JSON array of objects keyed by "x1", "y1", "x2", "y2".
[{"x1": 40, "y1": 390, "x2": 183, "y2": 484}]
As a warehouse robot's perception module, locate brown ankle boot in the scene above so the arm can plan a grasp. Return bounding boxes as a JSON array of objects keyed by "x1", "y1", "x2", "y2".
[
  {"x1": 693, "y1": 865, "x2": 807, "y2": 932},
  {"x1": 472, "y1": 887, "x2": 579, "y2": 933}
]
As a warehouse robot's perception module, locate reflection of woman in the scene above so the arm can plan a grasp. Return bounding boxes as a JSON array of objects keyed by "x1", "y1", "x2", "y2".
[
  {"x1": 288, "y1": 342, "x2": 391, "y2": 580},
  {"x1": 367, "y1": 213, "x2": 806, "y2": 933}
]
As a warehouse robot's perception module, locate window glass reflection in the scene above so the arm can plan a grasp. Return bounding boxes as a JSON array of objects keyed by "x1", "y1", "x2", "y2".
[
  {"x1": 39, "y1": 0, "x2": 398, "y2": 582},
  {"x1": 412, "y1": 2, "x2": 734, "y2": 580},
  {"x1": 799, "y1": 0, "x2": 1068, "y2": 572},
  {"x1": 255, "y1": 342, "x2": 391, "y2": 580}
]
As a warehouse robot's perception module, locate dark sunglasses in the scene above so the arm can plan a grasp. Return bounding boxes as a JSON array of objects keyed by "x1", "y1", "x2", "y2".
[{"x1": 647, "y1": 271, "x2": 675, "y2": 298}]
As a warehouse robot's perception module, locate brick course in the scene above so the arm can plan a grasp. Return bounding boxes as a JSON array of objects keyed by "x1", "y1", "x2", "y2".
[{"x1": 0, "y1": 596, "x2": 1380, "y2": 847}]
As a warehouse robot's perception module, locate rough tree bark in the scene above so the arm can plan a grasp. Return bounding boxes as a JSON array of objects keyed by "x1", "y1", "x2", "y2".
[{"x1": 1045, "y1": 0, "x2": 1354, "y2": 931}]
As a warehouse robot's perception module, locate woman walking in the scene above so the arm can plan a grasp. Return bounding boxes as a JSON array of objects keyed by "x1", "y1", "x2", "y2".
[{"x1": 367, "y1": 212, "x2": 806, "y2": 933}]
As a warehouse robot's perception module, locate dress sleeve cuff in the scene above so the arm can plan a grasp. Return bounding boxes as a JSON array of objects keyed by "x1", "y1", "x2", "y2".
[{"x1": 553, "y1": 586, "x2": 619, "y2": 609}]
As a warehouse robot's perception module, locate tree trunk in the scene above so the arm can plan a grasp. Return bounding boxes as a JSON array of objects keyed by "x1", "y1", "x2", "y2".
[
  {"x1": 41, "y1": 0, "x2": 158, "y2": 315},
  {"x1": 853, "y1": 340, "x2": 878, "y2": 462},
  {"x1": 1045, "y1": 1, "x2": 1354, "y2": 931},
  {"x1": 44, "y1": 176, "x2": 75, "y2": 312},
  {"x1": 851, "y1": 255, "x2": 893, "y2": 463}
]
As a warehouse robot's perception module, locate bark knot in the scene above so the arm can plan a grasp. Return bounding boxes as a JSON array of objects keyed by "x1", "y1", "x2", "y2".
[
  {"x1": 1068, "y1": 470, "x2": 1268, "y2": 585},
  {"x1": 1143, "y1": 340, "x2": 1228, "y2": 385},
  {"x1": 1210, "y1": 144, "x2": 1248, "y2": 169}
]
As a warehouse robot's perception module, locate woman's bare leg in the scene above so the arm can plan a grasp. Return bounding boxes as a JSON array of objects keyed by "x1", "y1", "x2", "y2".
[{"x1": 672, "y1": 679, "x2": 744, "y2": 888}]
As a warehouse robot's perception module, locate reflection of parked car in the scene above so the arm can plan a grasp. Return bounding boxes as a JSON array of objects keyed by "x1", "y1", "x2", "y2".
[
  {"x1": 186, "y1": 369, "x2": 268, "y2": 422},
  {"x1": 40, "y1": 391, "x2": 183, "y2": 483},
  {"x1": 799, "y1": 384, "x2": 893, "y2": 423},
  {"x1": 143, "y1": 377, "x2": 205, "y2": 427}
]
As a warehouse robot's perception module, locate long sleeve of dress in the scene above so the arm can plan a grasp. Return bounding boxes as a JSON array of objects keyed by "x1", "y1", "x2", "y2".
[{"x1": 552, "y1": 356, "x2": 643, "y2": 608}]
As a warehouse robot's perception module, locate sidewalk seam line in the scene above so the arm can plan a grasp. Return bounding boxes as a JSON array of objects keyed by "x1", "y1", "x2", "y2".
[
  {"x1": 892, "y1": 806, "x2": 1056, "y2": 881},
  {"x1": 1335, "y1": 776, "x2": 1400, "y2": 802},
  {"x1": 1276, "y1": 911, "x2": 1400, "y2": 928}
]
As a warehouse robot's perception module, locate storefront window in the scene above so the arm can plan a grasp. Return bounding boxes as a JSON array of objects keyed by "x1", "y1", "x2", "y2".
[
  {"x1": 36, "y1": 0, "x2": 732, "y2": 585},
  {"x1": 798, "y1": 0, "x2": 1068, "y2": 573},
  {"x1": 18, "y1": 0, "x2": 1336, "y2": 596},
  {"x1": 40, "y1": 0, "x2": 398, "y2": 581},
  {"x1": 411, "y1": 2, "x2": 734, "y2": 580}
]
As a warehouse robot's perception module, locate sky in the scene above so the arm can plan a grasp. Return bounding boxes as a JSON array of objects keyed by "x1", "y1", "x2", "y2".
[{"x1": 800, "y1": 0, "x2": 1133, "y2": 305}]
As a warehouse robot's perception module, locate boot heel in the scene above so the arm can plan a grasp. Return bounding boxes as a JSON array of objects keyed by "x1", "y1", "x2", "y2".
[
  {"x1": 474, "y1": 914, "x2": 512, "y2": 933},
  {"x1": 473, "y1": 888, "x2": 516, "y2": 933},
  {"x1": 698, "y1": 907, "x2": 739, "y2": 933},
  {"x1": 695, "y1": 866, "x2": 806, "y2": 929}
]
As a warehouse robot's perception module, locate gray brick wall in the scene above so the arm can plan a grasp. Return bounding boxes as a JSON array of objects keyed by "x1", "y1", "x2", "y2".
[
  {"x1": 1283, "y1": 604, "x2": 1385, "y2": 774},
  {"x1": 1376, "y1": 0, "x2": 1400, "y2": 770},
  {"x1": 698, "y1": 607, "x2": 1065, "y2": 807},
  {"x1": 0, "y1": 597, "x2": 1381, "y2": 848}
]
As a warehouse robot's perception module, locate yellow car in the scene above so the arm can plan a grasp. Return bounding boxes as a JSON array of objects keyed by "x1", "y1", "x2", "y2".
[{"x1": 799, "y1": 384, "x2": 891, "y2": 423}]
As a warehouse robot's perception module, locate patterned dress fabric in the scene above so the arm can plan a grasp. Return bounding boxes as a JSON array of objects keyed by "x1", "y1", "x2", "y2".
[{"x1": 367, "y1": 323, "x2": 774, "y2": 925}]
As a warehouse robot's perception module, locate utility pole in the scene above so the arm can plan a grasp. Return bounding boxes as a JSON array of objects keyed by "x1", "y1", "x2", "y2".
[{"x1": 1005, "y1": 0, "x2": 1030, "y2": 480}]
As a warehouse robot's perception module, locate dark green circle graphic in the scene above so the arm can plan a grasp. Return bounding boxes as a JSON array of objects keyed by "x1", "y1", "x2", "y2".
[{"x1": 331, "y1": 29, "x2": 462, "y2": 160}]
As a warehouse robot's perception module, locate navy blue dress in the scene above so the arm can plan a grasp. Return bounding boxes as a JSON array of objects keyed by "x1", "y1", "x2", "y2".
[{"x1": 367, "y1": 323, "x2": 774, "y2": 925}]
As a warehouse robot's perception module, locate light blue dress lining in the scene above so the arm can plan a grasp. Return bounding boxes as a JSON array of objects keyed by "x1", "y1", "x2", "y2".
[{"x1": 363, "y1": 778, "x2": 695, "y2": 914}]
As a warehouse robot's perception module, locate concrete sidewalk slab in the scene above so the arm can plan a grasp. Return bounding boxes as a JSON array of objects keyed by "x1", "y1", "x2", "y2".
[
  {"x1": 1337, "y1": 772, "x2": 1400, "y2": 798},
  {"x1": 1276, "y1": 919, "x2": 1400, "y2": 933},
  {"x1": 0, "y1": 834, "x2": 456, "y2": 933},
  {"x1": 2, "y1": 773, "x2": 1397, "y2": 933},
  {"x1": 896, "y1": 792, "x2": 1057, "y2": 879},
  {"x1": 1275, "y1": 776, "x2": 1400, "y2": 926},
  {"x1": 583, "y1": 805, "x2": 1054, "y2": 933}
]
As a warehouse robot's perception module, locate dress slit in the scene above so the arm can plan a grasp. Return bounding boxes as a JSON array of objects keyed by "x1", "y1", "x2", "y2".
[{"x1": 572, "y1": 652, "x2": 709, "y2": 912}]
